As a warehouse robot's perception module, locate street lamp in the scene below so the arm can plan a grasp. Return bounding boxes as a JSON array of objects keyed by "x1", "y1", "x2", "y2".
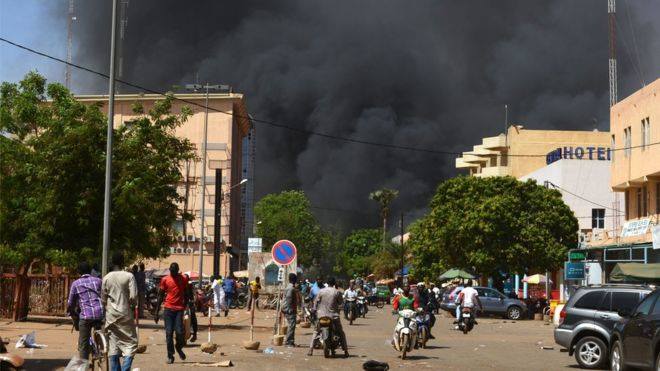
[{"x1": 186, "y1": 83, "x2": 227, "y2": 287}]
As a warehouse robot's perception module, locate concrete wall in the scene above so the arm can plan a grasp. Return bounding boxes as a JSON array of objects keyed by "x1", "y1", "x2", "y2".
[{"x1": 520, "y1": 159, "x2": 623, "y2": 232}]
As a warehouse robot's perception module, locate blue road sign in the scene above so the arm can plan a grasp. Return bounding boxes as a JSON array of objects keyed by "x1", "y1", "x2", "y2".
[{"x1": 271, "y1": 240, "x2": 297, "y2": 266}]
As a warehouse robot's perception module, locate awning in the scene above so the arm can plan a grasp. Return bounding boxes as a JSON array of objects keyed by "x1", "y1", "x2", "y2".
[
  {"x1": 438, "y1": 268, "x2": 475, "y2": 281},
  {"x1": 233, "y1": 270, "x2": 249, "y2": 278},
  {"x1": 610, "y1": 263, "x2": 660, "y2": 282}
]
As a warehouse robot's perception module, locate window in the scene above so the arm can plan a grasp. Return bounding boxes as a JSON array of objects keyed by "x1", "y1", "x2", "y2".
[
  {"x1": 574, "y1": 291, "x2": 605, "y2": 310},
  {"x1": 634, "y1": 292, "x2": 656, "y2": 316},
  {"x1": 641, "y1": 117, "x2": 651, "y2": 150},
  {"x1": 651, "y1": 294, "x2": 660, "y2": 315},
  {"x1": 657, "y1": 183, "x2": 660, "y2": 215},
  {"x1": 625, "y1": 190, "x2": 630, "y2": 220},
  {"x1": 637, "y1": 188, "x2": 643, "y2": 219},
  {"x1": 592, "y1": 209, "x2": 605, "y2": 229},
  {"x1": 597, "y1": 292, "x2": 611, "y2": 311},
  {"x1": 642, "y1": 186, "x2": 648, "y2": 216},
  {"x1": 624, "y1": 126, "x2": 632, "y2": 157},
  {"x1": 611, "y1": 292, "x2": 641, "y2": 313},
  {"x1": 611, "y1": 135, "x2": 615, "y2": 162}
]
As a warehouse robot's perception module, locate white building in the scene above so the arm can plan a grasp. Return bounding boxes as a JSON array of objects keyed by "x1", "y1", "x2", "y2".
[{"x1": 520, "y1": 159, "x2": 623, "y2": 235}]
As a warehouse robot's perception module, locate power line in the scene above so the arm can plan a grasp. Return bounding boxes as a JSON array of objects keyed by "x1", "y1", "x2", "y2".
[
  {"x1": 547, "y1": 182, "x2": 618, "y2": 211},
  {"x1": 2, "y1": 36, "x2": 660, "y2": 158}
]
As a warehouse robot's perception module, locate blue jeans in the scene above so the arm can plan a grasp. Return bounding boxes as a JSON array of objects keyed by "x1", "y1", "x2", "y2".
[
  {"x1": 109, "y1": 355, "x2": 133, "y2": 371},
  {"x1": 163, "y1": 308, "x2": 184, "y2": 358},
  {"x1": 224, "y1": 291, "x2": 233, "y2": 309}
]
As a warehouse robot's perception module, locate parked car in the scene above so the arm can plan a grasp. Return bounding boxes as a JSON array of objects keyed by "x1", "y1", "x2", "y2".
[
  {"x1": 439, "y1": 286, "x2": 527, "y2": 320},
  {"x1": 554, "y1": 284, "x2": 653, "y2": 369},
  {"x1": 609, "y1": 288, "x2": 660, "y2": 371}
]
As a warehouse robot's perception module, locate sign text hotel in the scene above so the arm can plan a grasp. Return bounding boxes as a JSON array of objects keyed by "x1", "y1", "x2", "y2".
[{"x1": 546, "y1": 146, "x2": 611, "y2": 165}]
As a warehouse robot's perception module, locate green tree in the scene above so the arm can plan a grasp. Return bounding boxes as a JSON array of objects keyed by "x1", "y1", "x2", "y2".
[
  {"x1": 254, "y1": 190, "x2": 325, "y2": 268},
  {"x1": 369, "y1": 188, "x2": 399, "y2": 244},
  {"x1": 340, "y1": 228, "x2": 381, "y2": 276},
  {"x1": 409, "y1": 176, "x2": 578, "y2": 283},
  {"x1": 0, "y1": 73, "x2": 195, "y2": 319}
]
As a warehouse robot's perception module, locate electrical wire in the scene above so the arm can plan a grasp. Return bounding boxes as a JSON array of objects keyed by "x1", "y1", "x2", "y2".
[
  {"x1": 2, "y1": 36, "x2": 659, "y2": 158},
  {"x1": 547, "y1": 182, "x2": 619, "y2": 211}
]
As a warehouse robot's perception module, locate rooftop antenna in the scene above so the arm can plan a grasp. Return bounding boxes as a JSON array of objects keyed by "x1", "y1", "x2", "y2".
[
  {"x1": 65, "y1": 0, "x2": 75, "y2": 89},
  {"x1": 609, "y1": 0, "x2": 621, "y2": 244}
]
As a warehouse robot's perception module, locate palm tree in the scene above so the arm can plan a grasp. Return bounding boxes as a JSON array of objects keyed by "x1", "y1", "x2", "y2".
[{"x1": 369, "y1": 188, "x2": 399, "y2": 245}]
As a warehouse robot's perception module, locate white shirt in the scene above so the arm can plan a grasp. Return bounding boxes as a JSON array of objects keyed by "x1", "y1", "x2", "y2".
[
  {"x1": 343, "y1": 288, "x2": 358, "y2": 301},
  {"x1": 432, "y1": 287, "x2": 440, "y2": 295},
  {"x1": 460, "y1": 287, "x2": 479, "y2": 308}
]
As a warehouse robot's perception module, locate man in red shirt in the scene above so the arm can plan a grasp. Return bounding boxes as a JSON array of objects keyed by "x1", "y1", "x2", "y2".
[{"x1": 155, "y1": 263, "x2": 189, "y2": 364}]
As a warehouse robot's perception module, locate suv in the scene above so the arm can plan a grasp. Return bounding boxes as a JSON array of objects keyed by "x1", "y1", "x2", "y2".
[
  {"x1": 439, "y1": 286, "x2": 527, "y2": 320},
  {"x1": 610, "y1": 289, "x2": 659, "y2": 371},
  {"x1": 554, "y1": 285, "x2": 653, "y2": 369}
]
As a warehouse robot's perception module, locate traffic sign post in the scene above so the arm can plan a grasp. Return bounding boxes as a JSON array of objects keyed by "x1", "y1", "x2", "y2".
[{"x1": 271, "y1": 240, "x2": 297, "y2": 266}]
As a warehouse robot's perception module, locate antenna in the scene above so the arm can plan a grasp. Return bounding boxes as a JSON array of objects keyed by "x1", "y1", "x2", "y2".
[
  {"x1": 65, "y1": 0, "x2": 75, "y2": 89},
  {"x1": 609, "y1": 0, "x2": 621, "y2": 244}
]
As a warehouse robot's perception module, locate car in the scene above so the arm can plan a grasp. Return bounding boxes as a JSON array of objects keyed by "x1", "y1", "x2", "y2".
[
  {"x1": 609, "y1": 289, "x2": 660, "y2": 371},
  {"x1": 439, "y1": 286, "x2": 527, "y2": 320},
  {"x1": 553, "y1": 284, "x2": 653, "y2": 369}
]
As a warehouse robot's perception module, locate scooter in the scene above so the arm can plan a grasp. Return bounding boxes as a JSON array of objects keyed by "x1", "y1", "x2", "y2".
[
  {"x1": 458, "y1": 307, "x2": 475, "y2": 334},
  {"x1": 0, "y1": 337, "x2": 24, "y2": 371},
  {"x1": 356, "y1": 296, "x2": 368, "y2": 318},
  {"x1": 415, "y1": 308, "x2": 431, "y2": 349},
  {"x1": 392, "y1": 309, "x2": 417, "y2": 360},
  {"x1": 318, "y1": 316, "x2": 341, "y2": 358},
  {"x1": 345, "y1": 297, "x2": 357, "y2": 325}
]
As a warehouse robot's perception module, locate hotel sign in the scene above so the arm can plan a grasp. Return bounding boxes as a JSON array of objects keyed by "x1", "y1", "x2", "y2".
[
  {"x1": 546, "y1": 146, "x2": 611, "y2": 165},
  {"x1": 621, "y1": 218, "x2": 651, "y2": 238}
]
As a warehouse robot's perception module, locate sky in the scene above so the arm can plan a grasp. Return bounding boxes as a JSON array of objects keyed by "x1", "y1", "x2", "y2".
[{"x1": 2, "y1": 1, "x2": 659, "y2": 233}]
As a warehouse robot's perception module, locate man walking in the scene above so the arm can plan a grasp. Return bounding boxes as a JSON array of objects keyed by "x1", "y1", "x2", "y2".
[
  {"x1": 67, "y1": 261, "x2": 104, "y2": 361},
  {"x1": 307, "y1": 277, "x2": 348, "y2": 357},
  {"x1": 247, "y1": 276, "x2": 261, "y2": 311},
  {"x1": 222, "y1": 273, "x2": 236, "y2": 315},
  {"x1": 282, "y1": 273, "x2": 300, "y2": 347},
  {"x1": 211, "y1": 275, "x2": 226, "y2": 316},
  {"x1": 155, "y1": 263, "x2": 188, "y2": 364},
  {"x1": 183, "y1": 273, "x2": 198, "y2": 343},
  {"x1": 102, "y1": 252, "x2": 138, "y2": 371}
]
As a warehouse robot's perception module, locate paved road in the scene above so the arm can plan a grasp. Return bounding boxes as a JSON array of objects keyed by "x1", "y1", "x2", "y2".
[{"x1": 2, "y1": 306, "x2": 580, "y2": 370}]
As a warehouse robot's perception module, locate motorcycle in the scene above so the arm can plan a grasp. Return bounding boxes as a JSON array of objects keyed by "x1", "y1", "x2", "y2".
[
  {"x1": 392, "y1": 309, "x2": 418, "y2": 360},
  {"x1": 318, "y1": 316, "x2": 341, "y2": 358},
  {"x1": 0, "y1": 337, "x2": 24, "y2": 371},
  {"x1": 145, "y1": 279, "x2": 160, "y2": 315},
  {"x1": 415, "y1": 309, "x2": 431, "y2": 349},
  {"x1": 458, "y1": 307, "x2": 475, "y2": 334},
  {"x1": 345, "y1": 297, "x2": 357, "y2": 325},
  {"x1": 356, "y1": 296, "x2": 368, "y2": 318}
]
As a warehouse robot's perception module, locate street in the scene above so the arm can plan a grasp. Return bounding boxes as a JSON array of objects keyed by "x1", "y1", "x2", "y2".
[{"x1": 2, "y1": 306, "x2": 579, "y2": 370}]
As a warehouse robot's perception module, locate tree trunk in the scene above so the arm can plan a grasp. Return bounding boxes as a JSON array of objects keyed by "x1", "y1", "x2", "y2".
[
  {"x1": 12, "y1": 263, "x2": 31, "y2": 321},
  {"x1": 382, "y1": 215, "x2": 387, "y2": 247}
]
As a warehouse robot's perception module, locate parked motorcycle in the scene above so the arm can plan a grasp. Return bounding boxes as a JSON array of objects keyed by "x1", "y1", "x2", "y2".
[
  {"x1": 0, "y1": 337, "x2": 24, "y2": 371},
  {"x1": 356, "y1": 296, "x2": 368, "y2": 318},
  {"x1": 392, "y1": 309, "x2": 418, "y2": 359},
  {"x1": 318, "y1": 316, "x2": 341, "y2": 358},
  {"x1": 145, "y1": 279, "x2": 160, "y2": 315},
  {"x1": 458, "y1": 307, "x2": 475, "y2": 334},
  {"x1": 415, "y1": 309, "x2": 431, "y2": 349}
]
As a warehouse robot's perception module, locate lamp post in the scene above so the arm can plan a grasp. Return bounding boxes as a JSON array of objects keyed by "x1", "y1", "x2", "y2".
[
  {"x1": 101, "y1": 0, "x2": 119, "y2": 276},
  {"x1": 185, "y1": 83, "x2": 226, "y2": 287}
]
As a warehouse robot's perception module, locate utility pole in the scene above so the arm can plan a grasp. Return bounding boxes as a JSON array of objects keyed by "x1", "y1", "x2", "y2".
[
  {"x1": 608, "y1": 0, "x2": 621, "y2": 244},
  {"x1": 213, "y1": 168, "x2": 222, "y2": 277},
  {"x1": 65, "y1": 0, "x2": 74, "y2": 89},
  {"x1": 399, "y1": 212, "x2": 404, "y2": 282},
  {"x1": 101, "y1": 0, "x2": 119, "y2": 276}
]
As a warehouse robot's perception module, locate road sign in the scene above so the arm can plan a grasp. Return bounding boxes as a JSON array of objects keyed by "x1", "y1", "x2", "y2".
[
  {"x1": 569, "y1": 251, "x2": 587, "y2": 261},
  {"x1": 271, "y1": 240, "x2": 297, "y2": 266},
  {"x1": 564, "y1": 262, "x2": 586, "y2": 280},
  {"x1": 248, "y1": 238, "x2": 262, "y2": 253}
]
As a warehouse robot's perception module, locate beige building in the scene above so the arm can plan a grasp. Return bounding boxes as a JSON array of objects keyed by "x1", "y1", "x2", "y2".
[
  {"x1": 456, "y1": 126, "x2": 612, "y2": 178},
  {"x1": 78, "y1": 93, "x2": 252, "y2": 276},
  {"x1": 610, "y1": 77, "x2": 660, "y2": 243}
]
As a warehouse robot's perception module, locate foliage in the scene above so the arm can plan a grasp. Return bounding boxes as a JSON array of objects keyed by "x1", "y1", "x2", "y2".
[
  {"x1": 368, "y1": 188, "x2": 399, "y2": 221},
  {"x1": 409, "y1": 176, "x2": 578, "y2": 280},
  {"x1": 254, "y1": 190, "x2": 326, "y2": 268},
  {"x1": 339, "y1": 228, "x2": 381, "y2": 277},
  {"x1": 0, "y1": 73, "x2": 196, "y2": 269},
  {"x1": 370, "y1": 242, "x2": 403, "y2": 279}
]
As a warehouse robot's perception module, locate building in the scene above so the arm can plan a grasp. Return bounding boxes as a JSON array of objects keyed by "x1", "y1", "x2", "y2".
[
  {"x1": 77, "y1": 93, "x2": 253, "y2": 276},
  {"x1": 605, "y1": 77, "x2": 660, "y2": 271},
  {"x1": 456, "y1": 125, "x2": 612, "y2": 178}
]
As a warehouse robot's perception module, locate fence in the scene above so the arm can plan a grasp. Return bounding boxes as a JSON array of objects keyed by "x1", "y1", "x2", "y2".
[{"x1": 0, "y1": 274, "x2": 75, "y2": 319}]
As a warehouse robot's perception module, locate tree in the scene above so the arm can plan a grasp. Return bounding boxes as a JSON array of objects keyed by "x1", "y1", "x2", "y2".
[
  {"x1": 370, "y1": 242, "x2": 403, "y2": 279},
  {"x1": 339, "y1": 228, "x2": 381, "y2": 277},
  {"x1": 0, "y1": 73, "x2": 195, "y2": 319},
  {"x1": 409, "y1": 176, "x2": 578, "y2": 283},
  {"x1": 254, "y1": 190, "x2": 325, "y2": 268},
  {"x1": 369, "y1": 188, "x2": 399, "y2": 244}
]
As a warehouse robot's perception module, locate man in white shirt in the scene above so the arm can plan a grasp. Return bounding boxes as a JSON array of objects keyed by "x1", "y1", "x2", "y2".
[
  {"x1": 458, "y1": 281, "x2": 482, "y2": 324},
  {"x1": 342, "y1": 283, "x2": 358, "y2": 320}
]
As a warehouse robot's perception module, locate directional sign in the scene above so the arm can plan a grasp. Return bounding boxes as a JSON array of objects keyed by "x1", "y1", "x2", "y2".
[{"x1": 271, "y1": 240, "x2": 297, "y2": 266}]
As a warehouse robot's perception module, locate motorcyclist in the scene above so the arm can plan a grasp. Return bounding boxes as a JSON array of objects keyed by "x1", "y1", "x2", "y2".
[
  {"x1": 416, "y1": 283, "x2": 436, "y2": 339},
  {"x1": 307, "y1": 277, "x2": 349, "y2": 358},
  {"x1": 342, "y1": 283, "x2": 358, "y2": 320},
  {"x1": 392, "y1": 286, "x2": 417, "y2": 311},
  {"x1": 458, "y1": 281, "x2": 482, "y2": 326}
]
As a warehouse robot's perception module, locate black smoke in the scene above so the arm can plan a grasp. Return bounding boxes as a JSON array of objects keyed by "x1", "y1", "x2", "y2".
[{"x1": 61, "y1": 0, "x2": 660, "y2": 232}]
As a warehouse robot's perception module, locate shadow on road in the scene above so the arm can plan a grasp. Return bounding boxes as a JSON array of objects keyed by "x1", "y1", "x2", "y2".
[
  {"x1": 403, "y1": 355, "x2": 439, "y2": 360},
  {"x1": 423, "y1": 345, "x2": 450, "y2": 350},
  {"x1": 23, "y1": 358, "x2": 70, "y2": 371}
]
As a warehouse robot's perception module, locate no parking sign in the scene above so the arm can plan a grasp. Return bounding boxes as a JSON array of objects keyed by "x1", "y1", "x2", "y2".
[{"x1": 271, "y1": 240, "x2": 297, "y2": 266}]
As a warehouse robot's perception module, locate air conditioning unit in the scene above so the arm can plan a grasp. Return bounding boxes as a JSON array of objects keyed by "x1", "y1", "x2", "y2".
[
  {"x1": 186, "y1": 235, "x2": 196, "y2": 242},
  {"x1": 177, "y1": 235, "x2": 186, "y2": 242},
  {"x1": 207, "y1": 236, "x2": 213, "y2": 243},
  {"x1": 185, "y1": 247, "x2": 193, "y2": 254},
  {"x1": 175, "y1": 247, "x2": 184, "y2": 254}
]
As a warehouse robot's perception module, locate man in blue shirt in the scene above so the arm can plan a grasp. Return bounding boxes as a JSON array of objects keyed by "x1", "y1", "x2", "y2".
[
  {"x1": 222, "y1": 274, "x2": 236, "y2": 315},
  {"x1": 67, "y1": 261, "x2": 104, "y2": 360}
]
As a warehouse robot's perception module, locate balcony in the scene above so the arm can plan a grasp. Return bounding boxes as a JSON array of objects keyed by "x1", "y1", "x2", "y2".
[
  {"x1": 479, "y1": 166, "x2": 510, "y2": 177},
  {"x1": 482, "y1": 134, "x2": 507, "y2": 150},
  {"x1": 455, "y1": 157, "x2": 478, "y2": 169}
]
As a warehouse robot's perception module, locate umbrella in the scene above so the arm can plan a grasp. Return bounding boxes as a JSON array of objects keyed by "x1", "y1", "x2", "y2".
[
  {"x1": 523, "y1": 274, "x2": 552, "y2": 285},
  {"x1": 438, "y1": 268, "x2": 475, "y2": 281}
]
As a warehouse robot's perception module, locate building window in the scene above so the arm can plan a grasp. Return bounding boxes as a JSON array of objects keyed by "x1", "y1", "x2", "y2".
[
  {"x1": 611, "y1": 134, "x2": 615, "y2": 162},
  {"x1": 624, "y1": 126, "x2": 632, "y2": 157},
  {"x1": 625, "y1": 190, "x2": 630, "y2": 220},
  {"x1": 657, "y1": 183, "x2": 660, "y2": 215},
  {"x1": 641, "y1": 118, "x2": 651, "y2": 150},
  {"x1": 592, "y1": 209, "x2": 605, "y2": 229},
  {"x1": 636, "y1": 188, "x2": 642, "y2": 218},
  {"x1": 642, "y1": 186, "x2": 648, "y2": 216}
]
